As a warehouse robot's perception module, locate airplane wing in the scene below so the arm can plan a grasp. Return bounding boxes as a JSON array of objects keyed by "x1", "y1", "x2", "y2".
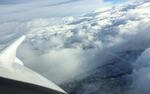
[
  {"x1": 0, "y1": 35, "x2": 67, "y2": 94},
  {"x1": 0, "y1": 36, "x2": 26, "y2": 67}
]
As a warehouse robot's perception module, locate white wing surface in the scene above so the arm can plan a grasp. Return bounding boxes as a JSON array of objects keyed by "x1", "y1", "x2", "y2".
[{"x1": 0, "y1": 35, "x2": 67, "y2": 94}]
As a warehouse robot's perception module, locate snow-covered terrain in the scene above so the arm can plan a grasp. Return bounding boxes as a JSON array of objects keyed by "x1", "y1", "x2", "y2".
[{"x1": 0, "y1": 0, "x2": 150, "y2": 94}]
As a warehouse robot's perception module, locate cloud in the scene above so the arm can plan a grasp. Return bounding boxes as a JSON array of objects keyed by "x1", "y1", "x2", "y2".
[
  {"x1": 0, "y1": 1, "x2": 150, "y2": 91},
  {"x1": 130, "y1": 47, "x2": 150, "y2": 94},
  {"x1": 0, "y1": 0, "x2": 31, "y2": 5},
  {"x1": 1, "y1": 1, "x2": 145, "y2": 85},
  {"x1": 0, "y1": 0, "x2": 109, "y2": 22},
  {"x1": 42, "y1": 0, "x2": 83, "y2": 7}
]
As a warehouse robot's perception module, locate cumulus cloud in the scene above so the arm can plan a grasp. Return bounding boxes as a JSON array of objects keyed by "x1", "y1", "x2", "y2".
[
  {"x1": 2, "y1": 1, "x2": 144, "y2": 84},
  {"x1": 0, "y1": 1, "x2": 150, "y2": 90},
  {"x1": 130, "y1": 47, "x2": 150, "y2": 94}
]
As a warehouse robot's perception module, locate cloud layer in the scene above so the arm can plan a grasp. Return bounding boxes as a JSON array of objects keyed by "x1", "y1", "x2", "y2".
[
  {"x1": 0, "y1": 0, "x2": 110, "y2": 22},
  {"x1": 0, "y1": 1, "x2": 150, "y2": 92}
]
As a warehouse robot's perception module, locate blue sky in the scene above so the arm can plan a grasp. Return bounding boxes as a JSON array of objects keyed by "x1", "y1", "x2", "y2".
[{"x1": 104, "y1": 0, "x2": 127, "y2": 3}]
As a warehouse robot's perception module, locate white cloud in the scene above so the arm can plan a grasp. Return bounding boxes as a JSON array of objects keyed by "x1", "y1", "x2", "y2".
[
  {"x1": 0, "y1": 0, "x2": 110, "y2": 22},
  {"x1": 0, "y1": 1, "x2": 150, "y2": 89}
]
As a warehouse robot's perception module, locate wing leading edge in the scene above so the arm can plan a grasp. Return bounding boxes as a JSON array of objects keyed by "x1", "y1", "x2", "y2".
[
  {"x1": 0, "y1": 36, "x2": 26, "y2": 67},
  {"x1": 0, "y1": 35, "x2": 67, "y2": 94}
]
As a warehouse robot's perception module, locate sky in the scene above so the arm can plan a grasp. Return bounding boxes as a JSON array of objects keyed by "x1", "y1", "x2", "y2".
[
  {"x1": 104, "y1": 0, "x2": 127, "y2": 3},
  {"x1": 11, "y1": 0, "x2": 150, "y2": 85},
  {"x1": 0, "y1": 0, "x2": 131, "y2": 83},
  {"x1": 0, "y1": 0, "x2": 129, "y2": 22},
  {"x1": 0, "y1": 1, "x2": 150, "y2": 93}
]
